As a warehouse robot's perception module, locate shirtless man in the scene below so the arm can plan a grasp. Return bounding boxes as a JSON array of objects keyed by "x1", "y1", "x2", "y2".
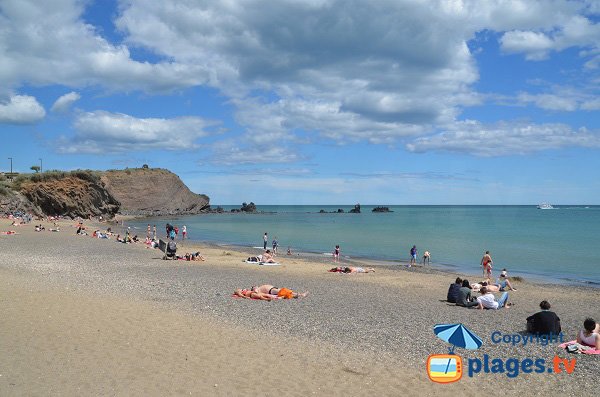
[
  {"x1": 480, "y1": 251, "x2": 493, "y2": 278},
  {"x1": 253, "y1": 284, "x2": 308, "y2": 298}
]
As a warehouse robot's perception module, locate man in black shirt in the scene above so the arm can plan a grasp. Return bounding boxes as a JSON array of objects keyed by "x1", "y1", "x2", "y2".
[
  {"x1": 527, "y1": 300, "x2": 561, "y2": 335},
  {"x1": 446, "y1": 277, "x2": 462, "y2": 303}
]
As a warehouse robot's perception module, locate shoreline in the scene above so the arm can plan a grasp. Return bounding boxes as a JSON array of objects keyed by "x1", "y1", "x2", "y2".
[
  {"x1": 113, "y1": 209, "x2": 600, "y2": 289},
  {"x1": 160, "y1": 237, "x2": 600, "y2": 290}
]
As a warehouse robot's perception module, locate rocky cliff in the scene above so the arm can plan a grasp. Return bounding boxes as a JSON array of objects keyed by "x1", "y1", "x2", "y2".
[
  {"x1": 20, "y1": 175, "x2": 120, "y2": 219},
  {"x1": 101, "y1": 168, "x2": 209, "y2": 216},
  {"x1": 1, "y1": 168, "x2": 210, "y2": 218}
]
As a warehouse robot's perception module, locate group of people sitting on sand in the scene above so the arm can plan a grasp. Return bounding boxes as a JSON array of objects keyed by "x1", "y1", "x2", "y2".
[
  {"x1": 328, "y1": 266, "x2": 375, "y2": 273},
  {"x1": 233, "y1": 284, "x2": 308, "y2": 301},
  {"x1": 447, "y1": 270, "x2": 517, "y2": 310}
]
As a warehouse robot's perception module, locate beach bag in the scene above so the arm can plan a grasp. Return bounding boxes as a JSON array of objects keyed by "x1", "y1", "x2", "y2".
[{"x1": 277, "y1": 288, "x2": 294, "y2": 299}]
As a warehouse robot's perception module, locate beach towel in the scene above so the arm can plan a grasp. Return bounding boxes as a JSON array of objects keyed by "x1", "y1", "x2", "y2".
[{"x1": 559, "y1": 340, "x2": 600, "y2": 354}]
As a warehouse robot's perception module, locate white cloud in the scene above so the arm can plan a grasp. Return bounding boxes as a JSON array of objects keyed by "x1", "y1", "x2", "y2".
[
  {"x1": 2, "y1": 0, "x2": 600, "y2": 154},
  {"x1": 209, "y1": 139, "x2": 301, "y2": 165},
  {"x1": 51, "y1": 91, "x2": 81, "y2": 113},
  {"x1": 58, "y1": 111, "x2": 219, "y2": 153},
  {"x1": 500, "y1": 31, "x2": 554, "y2": 60},
  {"x1": 0, "y1": 94, "x2": 45, "y2": 124},
  {"x1": 517, "y1": 92, "x2": 578, "y2": 111},
  {"x1": 406, "y1": 120, "x2": 600, "y2": 156},
  {"x1": 0, "y1": 0, "x2": 208, "y2": 92}
]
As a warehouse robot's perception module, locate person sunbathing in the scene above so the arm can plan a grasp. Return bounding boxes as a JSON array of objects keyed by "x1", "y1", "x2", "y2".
[
  {"x1": 233, "y1": 288, "x2": 277, "y2": 301},
  {"x1": 261, "y1": 250, "x2": 276, "y2": 263},
  {"x1": 252, "y1": 284, "x2": 308, "y2": 299},
  {"x1": 577, "y1": 318, "x2": 600, "y2": 348},
  {"x1": 343, "y1": 266, "x2": 375, "y2": 273},
  {"x1": 480, "y1": 279, "x2": 516, "y2": 292},
  {"x1": 191, "y1": 252, "x2": 205, "y2": 261}
]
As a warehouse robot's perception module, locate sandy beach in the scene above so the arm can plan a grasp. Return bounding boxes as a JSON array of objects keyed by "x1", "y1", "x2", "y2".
[{"x1": 1, "y1": 218, "x2": 598, "y2": 396}]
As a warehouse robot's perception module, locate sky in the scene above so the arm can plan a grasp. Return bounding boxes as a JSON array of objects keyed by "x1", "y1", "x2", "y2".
[{"x1": 1, "y1": 0, "x2": 599, "y2": 205}]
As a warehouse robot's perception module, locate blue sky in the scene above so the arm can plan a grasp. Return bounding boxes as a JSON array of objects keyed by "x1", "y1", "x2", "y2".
[{"x1": 1, "y1": 0, "x2": 599, "y2": 205}]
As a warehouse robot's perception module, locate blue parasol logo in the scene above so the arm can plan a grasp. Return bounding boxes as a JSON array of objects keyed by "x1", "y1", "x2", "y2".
[{"x1": 434, "y1": 323, "x2": 483, "y2": 353}]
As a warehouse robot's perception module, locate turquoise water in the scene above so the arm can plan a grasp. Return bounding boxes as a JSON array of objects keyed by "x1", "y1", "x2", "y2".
[{"x1": 126, "y1": 205, "x2": 600, "y2": 285}]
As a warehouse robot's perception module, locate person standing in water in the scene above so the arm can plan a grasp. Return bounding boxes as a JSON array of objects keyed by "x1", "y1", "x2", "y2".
[
  {"x1": 272, "y1": 236, "x2": 278, "y2": 255},
  {"x1": 333, "y1": 245, "x2": 341, "y2": 262},
  {"x1": 182, "y1": 225, "x2": 187, "y2": 240}
]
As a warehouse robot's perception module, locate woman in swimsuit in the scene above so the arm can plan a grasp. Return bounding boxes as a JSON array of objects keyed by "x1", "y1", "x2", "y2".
[
  {"x1": 233, "y1": 288, "x2": 276, "y2": 301},
  {"x1": 333, "y1": 245, "x2": 340, "y2": 262},
  {"x1": 577, "y1": 318, "x2": 600, "y2": 348}
]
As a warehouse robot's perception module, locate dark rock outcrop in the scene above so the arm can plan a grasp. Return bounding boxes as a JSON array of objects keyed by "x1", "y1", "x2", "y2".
[
  {"x1": 240, "y1": 202, "x2": 257, "y2": 212},
  {"x1": 349, "y1": 203, "x2": 361, "y2": 213},
  {"x1": 372, "y1": 206, "x2": 393, "y2": 212}
]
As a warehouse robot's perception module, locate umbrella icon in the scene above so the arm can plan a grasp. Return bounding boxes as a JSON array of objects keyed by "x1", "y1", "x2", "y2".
[{"x1": 434, "y1": 323, "x2": 483, "y2": 353}]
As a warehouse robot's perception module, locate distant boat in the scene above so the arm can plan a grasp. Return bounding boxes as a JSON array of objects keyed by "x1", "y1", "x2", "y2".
[{"x1": 537, "y1": 203, "x2": 554, "y2": 209}]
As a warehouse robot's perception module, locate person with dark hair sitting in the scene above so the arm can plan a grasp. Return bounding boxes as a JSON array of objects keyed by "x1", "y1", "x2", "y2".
[
  {"x1": 456, "y1": 279, "x2": 479, "y2": 308},
  {"x1": 446, "y1": 277, "x2": 462, "y2": 303},
  {"x1": 526, "y1": 301, "x2": 561, "y2": 335}
]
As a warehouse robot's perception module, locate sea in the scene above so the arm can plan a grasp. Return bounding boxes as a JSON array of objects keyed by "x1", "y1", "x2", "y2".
[{"x1": 125, "y1": 205, "x2": 600, "y2": 286}]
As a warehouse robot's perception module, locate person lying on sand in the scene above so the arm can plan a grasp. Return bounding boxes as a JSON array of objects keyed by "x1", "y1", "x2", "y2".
[
  {"x1": 480, "y1": 279, "x2": 517, "y2": 292},
  {"x1": 329, "y1": 266, "x2": 375, "y2": 273},
  {"x1": 182, "y1": 252, "x2": 205, "y2": 261},
  {"x1": 233, "y1": 288, "x2": 278, "y2": 301},
  {"x1": 252, "y1": 284, "x2": 308, "y2": 299}
]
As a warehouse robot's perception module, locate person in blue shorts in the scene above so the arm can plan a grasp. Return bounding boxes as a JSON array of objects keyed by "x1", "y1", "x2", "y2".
[{"x1": 409, "y1": 245, "x2": 417, "y2": 267}]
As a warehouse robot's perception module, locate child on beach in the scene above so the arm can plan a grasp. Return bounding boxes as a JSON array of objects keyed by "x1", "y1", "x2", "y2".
[
  {"x1": 409, "y1": 245, "x2": 417, "y2": 267},
  {"x1": 333, "y1": 245, "x2": 340, "y2": 262},
  {"x1": 272, "y1": 237, "x2": 278, "y2": 254},
  {"x1": 182, "y1": 225, "x2": 187, "y2": 240}
]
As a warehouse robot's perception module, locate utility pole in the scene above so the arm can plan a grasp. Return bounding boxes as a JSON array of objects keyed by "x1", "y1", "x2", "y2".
[
  {"x1": 8, "y1": 157, "x2": 12, "y2": 174},
  {"x1": 39, "y1": 158, "x2": 43, "y2": 173}
]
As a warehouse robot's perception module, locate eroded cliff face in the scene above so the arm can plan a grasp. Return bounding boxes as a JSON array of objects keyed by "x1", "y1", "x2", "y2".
[
  {"x1": 2, "y1": 168, "x2": 210, "y2": 218},
  {"x1": 101, "y1": 168, "x2": 210, "y2": 216},
  {"x1": 20, "y1": 176, "x2": 120, "y2": 218}
]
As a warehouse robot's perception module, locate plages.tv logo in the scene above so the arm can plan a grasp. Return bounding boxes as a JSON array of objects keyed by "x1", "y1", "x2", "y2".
[
  {"x1": 427, "y1": 323, "x2": 577, "y2": 383},
  {"x1": 426, "y1": 323, "x2": 482, "y2": 383}
]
